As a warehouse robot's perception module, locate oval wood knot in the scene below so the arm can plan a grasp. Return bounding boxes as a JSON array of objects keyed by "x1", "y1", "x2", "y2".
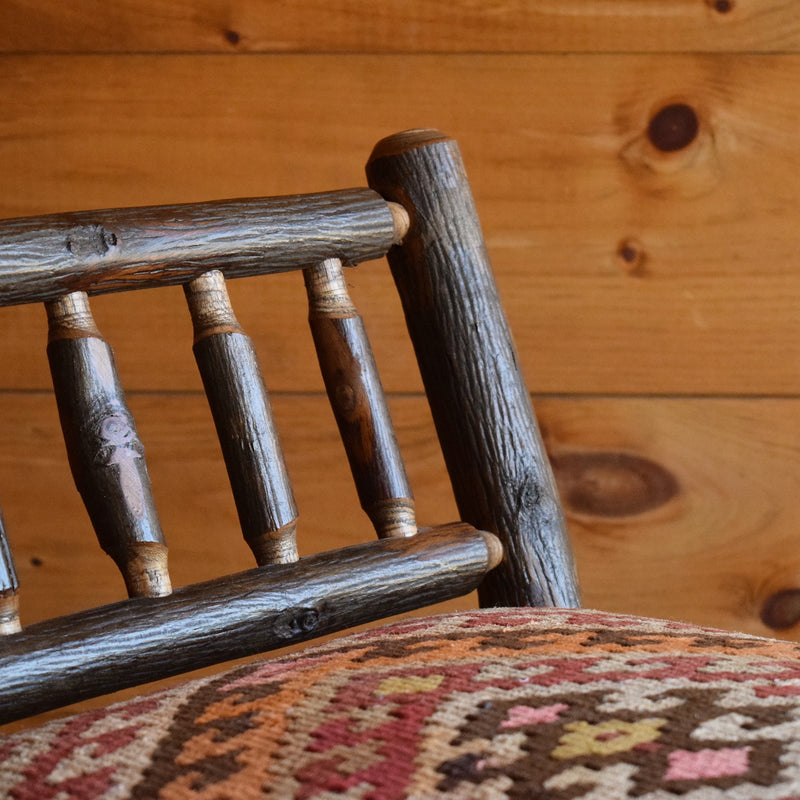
[
  {"x1": 761, "y1": 589, "x2": 800, "y2": 631},
  {"x1": 274, "y1": 607, "x2": 322, "y2": 639},
  {"x1": 617, "y1": 238, "x2": 647, "y2": 276},
  {"x1": 551, "y1": 451, "x2": 680, "y2": 518},
  {"x1": 648, "y1": 104, "x2": 700, "y2": 153},
  {"x1": 708, "y1": 0, "x2": 734, "y2": 12}
]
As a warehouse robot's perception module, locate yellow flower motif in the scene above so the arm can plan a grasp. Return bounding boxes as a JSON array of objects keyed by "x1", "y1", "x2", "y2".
[{"x1": 552, "y1": 718, "x2": 667, "y2": 760}]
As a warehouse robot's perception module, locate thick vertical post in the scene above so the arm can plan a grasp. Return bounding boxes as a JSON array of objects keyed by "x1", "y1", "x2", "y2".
[
  {"x1": 305, "y1": 257, "x2": 416, "y2": 538},
  {"x1": 185, "y1": 270, "x2": 299, "y2": 564},
  {"x1": 367, "y1": 129, "x2": 580, "y2": 607},
  {"x1": 0, "y1": 510, "x2": 20, "y2": 634},
  {"x1": 46, "y1": 292, "x2": 171, "y2": 598}
]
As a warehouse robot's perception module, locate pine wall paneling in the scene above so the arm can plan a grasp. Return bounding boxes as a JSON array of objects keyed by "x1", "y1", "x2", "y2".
[{"x1": 1, "y1": 2, "x2": 799, "y2": 679}]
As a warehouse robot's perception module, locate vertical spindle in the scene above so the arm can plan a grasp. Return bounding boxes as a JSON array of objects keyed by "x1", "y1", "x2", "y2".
[
  {"x1": 185, "y1": 271, "x2": 298, "y2": 564},
  {"x1": 46, "y1": 291, "x2": 171, "y2": 598},
  {"x1": 304, "y1": 257, "x2": 416, "y2": 538},
  {"x1": 0, "y1": 510, "x2": 20, "y2": 634}
]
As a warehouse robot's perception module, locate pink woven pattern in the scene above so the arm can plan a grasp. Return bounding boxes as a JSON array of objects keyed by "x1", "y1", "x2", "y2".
[{"x1": 4, "y1": 607, "x2": 800, "y2": 798}]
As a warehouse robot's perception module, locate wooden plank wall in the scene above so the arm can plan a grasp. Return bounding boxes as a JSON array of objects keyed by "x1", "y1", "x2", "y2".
[{"x1": 2, "y1": 1, "x2": 800, "y2": 652}]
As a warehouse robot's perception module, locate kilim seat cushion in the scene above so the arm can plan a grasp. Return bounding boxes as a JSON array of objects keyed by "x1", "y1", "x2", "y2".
[{"x1": 4, "y1": 607, "x2": 800, "y2": 798}]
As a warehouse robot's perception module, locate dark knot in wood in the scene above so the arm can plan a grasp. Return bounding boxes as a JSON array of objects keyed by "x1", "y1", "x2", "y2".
[
  {"x1": 647, "y1": 104, "x2": 700, "y2": 153},
  {"x1": 551, "y1": 451, "x2": 680, "y2": 518},
  {"x1": 333, "y1": 383, "x2": 358, "y2": 415},
  {"x1": 709, "y1": 0, "x2": 733, "y2": 12},
  {"x1": 617, "y1": 238, "x2": 647, "y2": 276},
  {"x1": 66, "y1": 225, "x2": 118, "y2": 259},
  {"x1": 761, "y1": 589, "x2": 800, "y2": 631},
  {"x1": 274, "y1": 606, "x2": 322, "y2": 639}
]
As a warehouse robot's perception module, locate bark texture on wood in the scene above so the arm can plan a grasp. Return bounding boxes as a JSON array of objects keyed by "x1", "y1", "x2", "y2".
[
  {"x1": 367, "y1": 129, "x2": 580, "y2": 608},
  {"x1": 46, "y1": 292, "x2": 171, "y2": 598},
  {"x1": 0, "y1": 190, "x2": 399, "y2": 307},
  {"x1": 305, "y1": 257, "x2": 415, "y2": 538},
  {"x1": 0, "y1": 523, "x2": 501, "y2": 724},
  {"x1": 185, "y1": 270, "x2": 298, "y2": 564},
  {"x1": 0, "y1": 510, "x2": 20, "y2": 634}
]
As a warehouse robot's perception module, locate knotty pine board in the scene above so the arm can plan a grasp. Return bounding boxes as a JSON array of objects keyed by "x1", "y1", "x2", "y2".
[
  {"x1": 2, "y1": 391, "x2": 800, "y2": 641},
  {"x1": 0, "y1": 0, "x2": 797, "y2": 53},
  {"x1": 1, "y1": 55, "x2": 799, "y2": 395}
]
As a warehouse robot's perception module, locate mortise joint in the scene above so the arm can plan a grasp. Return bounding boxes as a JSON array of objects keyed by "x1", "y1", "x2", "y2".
[
  {"x1": 387, "y1": 202, "x2": 411, "y2": 244},
  {"x1": 184, "y1": 269, "x2": 243, "y2": 340},
  {"x1": 46, "y1": 291, "x2": 101, "y2": 340},
  {"x1": 368, "y1": 499, "x2": 417, "y2": 539},
  {"x1": 304, "y1": 258, "x2": 357, "y2": 317},
  {"x1": 0, "y1": 595, "x2": 21, "y2": 635},
  {"x1": 479, "y1": 532, "x2": 504, "y2": 571}
]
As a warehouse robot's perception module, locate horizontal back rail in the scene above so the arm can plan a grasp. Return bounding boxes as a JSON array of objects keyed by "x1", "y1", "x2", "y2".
[
  {"x1": 0, "y1": 189, "x2": 407, "y2": 307},
  {"x1": 0, "y1": 524, "x2": 501, "y2": 724}
]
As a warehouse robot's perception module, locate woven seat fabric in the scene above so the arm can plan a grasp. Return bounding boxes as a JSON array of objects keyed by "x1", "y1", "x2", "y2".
[{"x1": 4, "y1": 608, "x2": 800, "y2": 798}]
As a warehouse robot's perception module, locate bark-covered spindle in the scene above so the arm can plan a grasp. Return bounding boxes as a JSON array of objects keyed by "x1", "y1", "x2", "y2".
[
  {"x1": 46, "y1": 291, "x2": 171, "y2": 598},
  {"x1": 305, "y1": 257, "x2": 416, "y2": 538},
  {"x1": 0, "y1": 510, "x2": 20, "y2": 634},
  {"x1": 367, "y1": 129, "x2": 580, "y2": 607},
  {"x1": 185, "y1": 270, "x2": 299, "y2": 564}
]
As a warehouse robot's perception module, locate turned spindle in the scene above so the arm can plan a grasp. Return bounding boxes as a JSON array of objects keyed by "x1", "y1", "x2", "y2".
[
  {"x1": 305, "y1": 257, "x2": 416, "y2": 538},
  {"x1": 185, "y1": 270, "x2": 299, "y2": 564},
  {"x1": 0, "y1": 510, "x2": 20, "y2": 634},
  {"x1": 46, "y1": 291, "x2": 171, "y2": 598}
]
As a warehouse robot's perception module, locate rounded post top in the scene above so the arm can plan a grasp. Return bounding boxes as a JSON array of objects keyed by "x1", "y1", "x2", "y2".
[{"x1": 367, "y1": 129, "x2": 452, "y2": 165}]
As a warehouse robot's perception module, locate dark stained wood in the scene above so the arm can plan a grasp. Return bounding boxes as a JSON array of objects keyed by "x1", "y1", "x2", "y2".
[
  {"x1": 0, "y1": 190, "x2": 400, "y2": 307},
  {"x1": 367, "y1": 129, "x2": 580, "y2": 608},
  {"x1": 185, "y1": 270, "x2": 299, "y2": 564},
  {"x1": 0, "y1": 523, "x2": 502, "y2": 724},
  {"x1": 0, "y1": 510, "x2": 20, "y2": 634},
  {"x1": 305, "y1": 257, "x2": 416, "y2": 538},
  {"x1": 46, "y1": 292, "x2": 171, "y2": 598}
]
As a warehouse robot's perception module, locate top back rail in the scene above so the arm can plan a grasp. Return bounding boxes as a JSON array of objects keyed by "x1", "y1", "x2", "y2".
[
  {"x1": 0, "y1": 130, "x2": 579, "y2": 723},
  {"x1": 0, "y1": 189, "x2": 405, "y2": 307}
]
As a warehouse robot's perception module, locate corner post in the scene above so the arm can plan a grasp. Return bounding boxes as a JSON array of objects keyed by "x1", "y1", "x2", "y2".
[{"x1": 367, "y1": 129, "x2": 580, "y2": 607}]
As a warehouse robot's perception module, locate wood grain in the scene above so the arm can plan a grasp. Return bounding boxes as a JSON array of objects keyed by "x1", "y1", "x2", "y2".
[
  {"x1": 1, "y1": 55, "x2": 798, "y2": 394},
  {"x1": 0, "y1": 1, "x2": 797, "y2": 53}
]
